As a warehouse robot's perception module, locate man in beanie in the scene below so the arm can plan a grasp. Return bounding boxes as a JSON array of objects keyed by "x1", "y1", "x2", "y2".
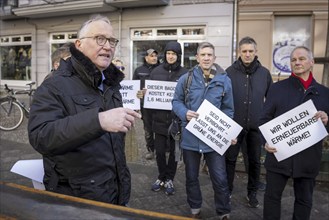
[
  {"x1": 133, "y1": 48, "x2": 159, "y2": 160},
  {"x1": 149, "y1": 41, "x2": 188, "y2": 195}
]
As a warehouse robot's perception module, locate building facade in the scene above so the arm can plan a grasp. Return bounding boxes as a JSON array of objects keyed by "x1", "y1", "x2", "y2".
[
  {"x1": 0, "y1": 0, "x2": 235, "y2": 87},
  {"x1": 1, "y1": 0, "x2": 328, "y2": 177}
]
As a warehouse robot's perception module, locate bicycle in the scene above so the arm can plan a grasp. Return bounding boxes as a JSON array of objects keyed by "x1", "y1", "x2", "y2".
[{"x1": 0, "y1": 82, "x2": 36, "y2": 131}]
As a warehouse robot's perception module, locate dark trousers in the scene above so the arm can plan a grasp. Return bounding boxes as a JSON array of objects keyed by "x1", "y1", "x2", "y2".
[
  {"x1": 225, "y1": 129, "x2": 261, "y2": 193},
  {"x1": 141, "y1": 108, "x2": 154, "y2": 152},
  {"x1": 263, "y1": 171, "x2": 315, "y2": 220},
  {"x1": 154, "y1": 133, "x2": 177, "y2": 181},
  {"x1": 183, "y1": 150, "x2": 231, "y2": 216}
]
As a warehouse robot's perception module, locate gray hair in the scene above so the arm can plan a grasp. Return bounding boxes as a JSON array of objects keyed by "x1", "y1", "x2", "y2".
[
  {"x1": 290, "y1": 46, "x2": 314, "y2": 60},
  {"x1": 77, "y1": 14, "x2": 111, "y2": 38},
  {"x1": 197, "y1": 42, "x2": 215, "y2": 54}
]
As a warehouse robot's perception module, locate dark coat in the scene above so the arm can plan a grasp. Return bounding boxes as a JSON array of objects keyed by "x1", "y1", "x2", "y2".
[
  {"x1": 150, "y1": 41, "x2": 188, "y2": 135},
  {"x1": 259, "y1": 76, "x2": 329, "y2": 178},
  {"x1": 28, "y1": 45, "x2": 130, "y2": 205},
  {"x1": 133, "y1": 61, "x2": 159, "y2": 89},
  {"x1": 226, "y1": 57, "x2": 272, "y2": 130}
]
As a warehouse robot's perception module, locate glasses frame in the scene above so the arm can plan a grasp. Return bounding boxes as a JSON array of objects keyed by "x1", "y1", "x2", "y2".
[{"x1": 80, "y1": 35, "x2": 119, "y2": 47}]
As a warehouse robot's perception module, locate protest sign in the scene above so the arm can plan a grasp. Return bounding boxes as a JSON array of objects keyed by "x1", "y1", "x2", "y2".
[
  {"x1": 120, "y1": 80, "x2": 140, "y2": 110},
  {"x1": 143, "y1": 80, "x2": 177, "y2": 110},
  {"x1": 186, "y1": 99, "x2": 242, "y2": 155},
  {"x1": 259, "y1": 100, "x2": 328, "y2": 162}
]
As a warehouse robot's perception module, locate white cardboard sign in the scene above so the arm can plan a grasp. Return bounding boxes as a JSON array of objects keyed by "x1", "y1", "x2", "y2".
[
  {"x1": 143, "y1": 80, "x2": 177, "y2": 110},
  {"x1": 120, "y1": 80, "x2": 140, "y2": 110},
  {"x1": 186, "y1": 99, "x2": 242, "y2": 155},
  {"x1": 259, "y1": 100, "x2": 328, "y2": 162},
  {"x1": 11, "y1": 159, "x2": 45, "y2": 190}
]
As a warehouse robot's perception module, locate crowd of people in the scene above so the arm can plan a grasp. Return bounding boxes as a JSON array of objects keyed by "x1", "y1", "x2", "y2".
[{"x1": 28, "y1": 14, "x2": 329, "y2": 220}]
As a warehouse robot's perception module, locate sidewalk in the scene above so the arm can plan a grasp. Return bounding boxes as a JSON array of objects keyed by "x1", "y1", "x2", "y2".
[{"x1": 1, "y1": 119, "x2": 328, "y2": 219}]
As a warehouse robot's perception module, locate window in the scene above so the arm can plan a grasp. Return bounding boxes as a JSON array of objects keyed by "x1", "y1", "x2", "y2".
[
  {"x1": 131, "y1": 26, "x2": 206, "y2": 75},
  {"x1": 49, "y1": 32, "x2": 77, "y2": 69},
  {"x1": 272, "y1": 16, "x2": 312, "y2": 77},
  {"x1": 0, "y1": 35, "x2": 32, "y2": 81}
]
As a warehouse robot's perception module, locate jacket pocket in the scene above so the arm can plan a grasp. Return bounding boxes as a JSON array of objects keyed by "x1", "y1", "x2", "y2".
[
  {"x1": 71, "y1": 94, "x2": 98, "y2": 113},
  {"x1": 68, "y1": 170, "x2": 118, "y2": 203}
]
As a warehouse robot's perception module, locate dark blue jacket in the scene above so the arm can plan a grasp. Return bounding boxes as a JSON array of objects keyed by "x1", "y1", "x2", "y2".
[
  {"x1": 226, "y1": 57, "x2": 272, "y2": 130},
  {"x1": 172, "y1": 64, "x2": 234, "y2": 153},
  {"x1": 259, "y1": 76, "x2": 329, "y2": 178}
]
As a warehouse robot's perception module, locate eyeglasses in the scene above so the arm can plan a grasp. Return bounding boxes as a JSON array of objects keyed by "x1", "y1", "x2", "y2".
[
  {"x1": 80, "y1": 35, "x2": 119, "y2": 47},
  {"x1": 116, "y1": 66, "x2": 125, "y2": 71}
]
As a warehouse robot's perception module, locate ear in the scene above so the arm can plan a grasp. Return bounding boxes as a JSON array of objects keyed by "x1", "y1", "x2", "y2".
[
  {"x1": 75, "y1": 39, "x2": 82, "y2": 49},
  {"x1": 196, "y1": 54, "x2": 200, "y2": 63}
]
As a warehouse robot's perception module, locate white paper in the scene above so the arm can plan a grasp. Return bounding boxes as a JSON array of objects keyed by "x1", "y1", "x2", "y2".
[
  {"x1": 259, "y1": 100, "x2": 328, "y2": 162},
  {"x1": 11, "y1": 159, "x2": 45, "y2": 190},
  {"x1": 120, "y1": 80, "x2": 141, "y2": 110},
  {"x1": 143, "y1": 80, "x2": 177, "y2": 110},
  {"x1": 186, "y1": 99, "x2": 242, "y2": 155}
]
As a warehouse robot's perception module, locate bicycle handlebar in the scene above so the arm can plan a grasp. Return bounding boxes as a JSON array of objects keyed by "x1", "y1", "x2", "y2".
[{"x1": 4, "y1": 82, "x2": 36, "y2": 96}]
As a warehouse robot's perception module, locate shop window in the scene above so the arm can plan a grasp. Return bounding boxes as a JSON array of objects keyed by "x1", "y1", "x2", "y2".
[
  {"x1": 0, "y1": 35, "x2": 32, "y2": 81},
  {"x1": 49, "y1": 32, "x2": 77, "y2": 69}
]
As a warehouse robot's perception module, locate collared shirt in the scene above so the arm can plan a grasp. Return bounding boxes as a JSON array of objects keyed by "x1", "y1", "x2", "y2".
[{"x1": 98, "y1": 72, "x2": 106, "y2": 91}]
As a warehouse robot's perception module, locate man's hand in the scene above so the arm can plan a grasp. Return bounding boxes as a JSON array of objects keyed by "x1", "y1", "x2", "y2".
[
  {"x1": 314, "y1": 111, "x2": 328, "y2": 126},
  {"x1": 264, "y1": 143, "x2": 277, "y2": 153},
  {"x1": 231, "y1": 138, "x2": 237, "y2": 145},
  {"x1": 99, "y1": 108, "x2": 141, "y2": 132},
  {"x1": 186, "y1": 110, "x2": 199, "y2": 121},
  {"x1": 136, "y1": 88, "x2": 147, "y2": 99}
]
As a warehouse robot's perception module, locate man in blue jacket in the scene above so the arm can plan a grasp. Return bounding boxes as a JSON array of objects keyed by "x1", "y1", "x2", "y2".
[
  {"x1": 260, "y1": 46, "x2": 329, "y2": 220},
  {"x1": 172, "y1": 42, "x2": 235, "y2": 220},
  {"x1": 225, "y1": 36, "x2": 273, "y2": 208}
]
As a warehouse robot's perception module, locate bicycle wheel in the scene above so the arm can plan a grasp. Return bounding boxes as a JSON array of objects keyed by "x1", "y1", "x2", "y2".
[{"x1": 0, "y1": 101, "x2": 24, "y2": 131}]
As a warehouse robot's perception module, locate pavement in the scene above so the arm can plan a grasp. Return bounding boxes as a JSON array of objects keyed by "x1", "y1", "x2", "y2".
[{"x1": 1, "y1": 118, "x2": 329, "y2": 220}]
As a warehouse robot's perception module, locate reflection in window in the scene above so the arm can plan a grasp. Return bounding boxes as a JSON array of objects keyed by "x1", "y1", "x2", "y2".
[
  {"x1": 68, "y1": 33, "x2": 77, "y2": 39},
  {"x1": 1, "y1": 37, "x2": 9, "y2": 43},
  {"x1": 157, "y1": 29, "x2": 177, "y2": 36},
  {"x1": 134, "y1": 30, "x2": 152, "y2": 37},
  {"x1": 183, "y1": 28, "x2": 204, "y2": 35},
  {"x1": 24, "y1": 36, "x2": 32, "y2": 41},
  {"x1": 1, "y1": 45, "x2": 32, "y2": 80},
  {"x1": 52, "y1": 34, "x2": 65, "y2": 40},
  {"x1": 12, "y1": 37, "x2": 21, "y2": 42}
]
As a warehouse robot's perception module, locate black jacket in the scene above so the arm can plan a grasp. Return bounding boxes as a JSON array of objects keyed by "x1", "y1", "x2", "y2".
[
  {"x1": 259, "y1": 76, "x2": 329, "y2": 178},
  {"x1": 28, "y1": 45, "x2": 130, "y2": 205},
  {"x1": 133, "y1": 61, "x2": 159, "y2": 89},
  {"x1": 226, "y1": 57, "x2": 273, "y2": 130},
  {"x1": 150, "y1": 41, "x2": 188, "y2": 135}
]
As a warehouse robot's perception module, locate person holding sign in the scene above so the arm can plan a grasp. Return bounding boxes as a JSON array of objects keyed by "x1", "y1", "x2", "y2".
[
  {"x1": 225, "y1": 36, "x2": 273, "y2": 208},
  {"x1": 259, "y1": 46, "x2": 329, "y2": 220},
  {"x1": 133, "y1": 48, "x2": 159, "y2": 160},
  {"x1": 28, "y1": 15, "x2": 141, "y2": 206},
  {"x1": 149, "y1": 41, "x2": 188, "y2": 195},
  {"x1": 172, "y1": 42, "x2": 235, "y2": 219}
]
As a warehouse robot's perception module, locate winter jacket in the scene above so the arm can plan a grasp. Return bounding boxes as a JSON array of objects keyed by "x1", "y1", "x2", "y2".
[
  {"x1": 133, "y1": 61, "x2": 159, "y2": 89},
  {"x1": 259, "y1": 76, "x2": 329, "y2": 178},
  {"x1": 172, "y1": 64, "x2": 234, "y2": 153},
  {"x1": 226, "y1": 57, "x2": 272, "y2": 130},
  {"x1": 150, "y1": 41, "x2": 188, "y2": 135},
  {"x1": 28, "y1": 45, "x2": 130, "y2": 205}
]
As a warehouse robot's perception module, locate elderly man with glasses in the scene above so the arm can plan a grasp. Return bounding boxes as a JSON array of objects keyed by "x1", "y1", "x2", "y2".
[{"x1": 28, "y1": 14, "x2": 141, "y2": 206}]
